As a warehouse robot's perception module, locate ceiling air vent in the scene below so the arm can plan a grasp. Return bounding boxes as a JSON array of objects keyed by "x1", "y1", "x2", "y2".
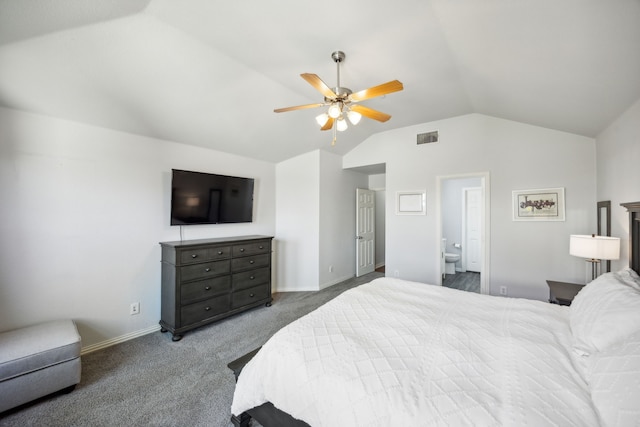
[{"x1": 417, "y1": 131, "x2": 438, "y2": 145}]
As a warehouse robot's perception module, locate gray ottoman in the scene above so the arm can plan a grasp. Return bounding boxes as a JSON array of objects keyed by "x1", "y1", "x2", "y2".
[{"x1": 0, "y1": 319, "x2": 81, "y2": 413}]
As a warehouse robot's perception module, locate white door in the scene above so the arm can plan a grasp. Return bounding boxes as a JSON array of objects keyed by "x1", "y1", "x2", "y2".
[
  {"x1": 356, "y1": 188, "x2": 375, "y2": 277},
  {"x1": 464, "y1": 187, "x2": 482, "y2": 273}
]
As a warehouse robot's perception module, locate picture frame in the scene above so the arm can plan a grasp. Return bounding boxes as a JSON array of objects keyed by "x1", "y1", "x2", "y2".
[
  {"x1": 512, "y1": 187, "x2": 565, "y2": 221},
  {"x1": 396, "y1": 190, "x2": 426, "y2": 215}
]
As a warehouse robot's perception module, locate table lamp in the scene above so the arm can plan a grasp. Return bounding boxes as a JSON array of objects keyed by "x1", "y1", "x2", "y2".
[{"x1": 569, "y1": 234, "x2": 620, "y2": 282}]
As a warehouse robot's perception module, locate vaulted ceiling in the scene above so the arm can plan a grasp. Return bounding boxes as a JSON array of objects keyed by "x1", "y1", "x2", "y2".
[{"x1": 1, "y1": 0, "x2": 639, "y2": 163}]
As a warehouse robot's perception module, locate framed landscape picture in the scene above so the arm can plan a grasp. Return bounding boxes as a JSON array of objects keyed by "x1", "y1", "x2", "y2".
[{"x1": 512, "y1": 187, "x2": 565, "y2": 221}]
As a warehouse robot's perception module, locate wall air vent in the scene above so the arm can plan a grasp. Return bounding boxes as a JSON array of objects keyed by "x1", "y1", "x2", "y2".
[{"x1": 417, "y1": 131, "x2": 439, "y2": 145}]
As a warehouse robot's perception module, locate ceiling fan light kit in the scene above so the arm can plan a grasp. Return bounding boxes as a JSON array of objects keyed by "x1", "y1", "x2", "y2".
[
  {"x1": 347, "y1": 110, "x2": 362, "y2": 125},
  {"x1": 328, "y1": 102, "x2": 342, "y2": 119},
  {"x1": 315, "y1": 113, "x2": 329, "y2": 127},
  {"x1": 275, "y1": 51, "x2": 403, "y2": 145},
  {"x1": 336, "y1": 117, "x2": 348, "y2": 132}
]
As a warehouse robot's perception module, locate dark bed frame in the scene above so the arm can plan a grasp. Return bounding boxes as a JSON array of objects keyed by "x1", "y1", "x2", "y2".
[
  {"x1": 621, "y1": 201, "x2": 640, "y2": 275},
  {"x1": 228, "y1": 201, "x2": 640, "y2": 427}
]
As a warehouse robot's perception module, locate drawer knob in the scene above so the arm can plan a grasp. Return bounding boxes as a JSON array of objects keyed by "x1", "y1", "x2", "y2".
[
  {"x1": 250, "y1": 276, "x2": 255, "y2": 280},
  {"x1": 205, "y1": 268, "x2": 211, "y2": 272},
  {"x1": 259, "y1": 246, "x2": 264, "y2": 249},
  {"x1": 191, "y1": 254, "x2": 198, "y2": 258},
  {"x1": 250, "y1": 293, "x2": 255, "y2": 298},
  {"x1": 240, "y1": 248, "x2": 245, "y2": 252},
  {"x1": 205, "y1": 286, "x2": 211, "y2": 291},
  {"x1": 204, "y1": 306, "x2": 211, "y2": 311},
  {"x1": 217, "y1": 251, "x2": 223, "y2": 255},
  {"x1": 249, "y1": 260, "x2": 255, "y2": 264}
]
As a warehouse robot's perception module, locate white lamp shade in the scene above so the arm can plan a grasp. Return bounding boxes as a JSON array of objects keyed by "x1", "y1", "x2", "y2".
[
  {"x1": 327, "y1": 103, "x2": 342, "y2": 119},
  {"x1": 336, "y1": 117, "x2": 348, "y2": 132},
  {"x1": 347, "y1": 110, "x2": 362, "y2": 125},
  {"x1": 315, "y1": 113, "x2": 329, "y2": 127},
  {"x1": 569, "y1": 234, "x2": 620, "y2": 260}
]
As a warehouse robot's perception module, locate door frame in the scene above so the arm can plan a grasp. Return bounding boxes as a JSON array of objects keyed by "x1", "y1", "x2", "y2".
[{"x1": 436, "y1": 172, "x2": 490, "y2": 294}]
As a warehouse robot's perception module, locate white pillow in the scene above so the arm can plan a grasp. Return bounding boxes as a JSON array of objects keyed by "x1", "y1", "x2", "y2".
[
  {"x1": 586, "y1": 332, "x2": 640, "y2": 427},
  {"x1": 570, "y1": 272, "x2": 640, "y2": 356},
  {"x1": 614, "y1": 267, "x2": 640, "y2": 291}
]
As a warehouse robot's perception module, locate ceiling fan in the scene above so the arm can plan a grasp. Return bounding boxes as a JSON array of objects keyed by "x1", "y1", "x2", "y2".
[{"x1": 274, "y1": 51, "x2": 404, "y2": 145}]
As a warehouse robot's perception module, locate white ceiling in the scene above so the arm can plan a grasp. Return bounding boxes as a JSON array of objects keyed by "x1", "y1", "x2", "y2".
[{"x1": 1, "y1": 0, "x2": 639, "y2": 163}]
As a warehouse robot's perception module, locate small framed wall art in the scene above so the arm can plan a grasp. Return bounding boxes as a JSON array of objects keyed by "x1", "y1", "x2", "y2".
[
  {"x1": 396, "y1": 190, "x2": 426, "y2": 215},
  {"x1": 512, "y1": 187, "x2": 565, "y2": 221}
]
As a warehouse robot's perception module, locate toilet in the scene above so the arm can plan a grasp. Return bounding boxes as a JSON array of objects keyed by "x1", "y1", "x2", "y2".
[
  {"x1": 445, "y1": 252, "x2": 460, "y2": 275},
  {"x1": 442, "y1": 238, "x2": 461, "y2": 275}
]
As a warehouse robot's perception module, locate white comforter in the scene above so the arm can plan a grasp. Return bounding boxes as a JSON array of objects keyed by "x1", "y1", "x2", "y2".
[{"x1": 231, "y1": 277, "x2": 599, "y2": 426}]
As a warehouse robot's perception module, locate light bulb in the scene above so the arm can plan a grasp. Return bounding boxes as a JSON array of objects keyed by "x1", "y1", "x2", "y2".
[
  {"x1": 336, "y1": 117, "x2": 348, "y2": 132},
  {"x1": 328, "y1": 103, "x2": 342, "y2": 119},
  {"x1": 347, "y1": 110, "x2": 362, "y2": 125},
  {"x1": 315, "y1": 113, "x2": 329, "y2": 127}
]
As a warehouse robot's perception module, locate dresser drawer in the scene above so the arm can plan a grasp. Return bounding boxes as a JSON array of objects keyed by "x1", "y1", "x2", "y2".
[
  {"x1": 178, "y1": 246, "x2": 231, "y2": 265},
  {"x1": 181, "y1": 294, "x2": 230, "y2": 326},
  {"x1": 231, "y1": 253, "x2": 270, "y2": 272},
  {"x1": 233, "y1": 267, "x2": 270, "y2": 291},
  {"x1": 181, "y1": 276, "x2": 231, "y2": 305},
  {"x1": 232, "y1": 284, "x2": 270, "y2": 309},
  {"x1": 232, "y1": 241, "x2": 270, "y2": 257},
  {"x1": 180, "y1": 260, "x2": 230, "y2": 282}
]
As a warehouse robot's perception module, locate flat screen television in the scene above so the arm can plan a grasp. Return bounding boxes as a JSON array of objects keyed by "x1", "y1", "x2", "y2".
[{"x1": 170, "y1": 169, "x2": 254, "y2": 225}]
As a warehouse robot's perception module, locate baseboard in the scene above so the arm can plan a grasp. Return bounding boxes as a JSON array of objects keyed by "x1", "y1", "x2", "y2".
[
  {"x1": 273, "y1": 273, "x2": 355, "y2": 293},
  {"x1": 273, "y1": 286, "x2": 319, "y2": 292},
  {"x1": 81, "y1": 324, "x2": 161, "y2": 355},
  {"x1": 319, "y1": 274, "x2": 354, "y2": 290}
]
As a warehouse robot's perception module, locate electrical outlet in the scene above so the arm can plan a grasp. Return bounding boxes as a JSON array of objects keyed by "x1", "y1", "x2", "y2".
[
  {"x1": 499, "y1": 286, "x2": 507, "y2": 296},
  {"x1": 329, "y1": 265, "x2": 333, "y2": 273},
  {"x1": 394, "y1": 270, "x2": 400, "y2": 277},
  {"x1": 130, "y1": 302, "x2": 140, "y2": 315}
]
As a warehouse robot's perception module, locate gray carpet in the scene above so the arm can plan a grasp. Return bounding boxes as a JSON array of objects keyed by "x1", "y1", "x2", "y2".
[{"x1": 0, "y1": 272, "x2": 383, "y2": 427}]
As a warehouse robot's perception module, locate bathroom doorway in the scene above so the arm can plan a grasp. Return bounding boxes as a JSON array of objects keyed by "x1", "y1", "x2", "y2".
[{"x1": 437, "y1": 172, "x2": 490, "y2": 294}]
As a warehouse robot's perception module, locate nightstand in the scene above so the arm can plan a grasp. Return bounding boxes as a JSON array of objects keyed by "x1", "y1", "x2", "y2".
[{"x1": 546, "y1": 280, "x2": 584, "y2": 306}]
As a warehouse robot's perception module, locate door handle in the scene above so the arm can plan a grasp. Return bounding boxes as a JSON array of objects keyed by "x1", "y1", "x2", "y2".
[{"x1": 356, "y1": 236, "x2": 363, "y2": 240}]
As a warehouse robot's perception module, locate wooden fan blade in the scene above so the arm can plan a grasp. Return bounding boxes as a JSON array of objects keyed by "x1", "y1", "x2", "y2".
[
  {"x1": 301, "y1": 73, "x2": 337, "y2": 99},
  {"x1": 349, "y1": 80, "x2": 403, "y2": 102},
  {"x1": 274, "y1": 103, "x2": 325, "y2": 113},
  {"x1": 350, "y1": 104, "x2": 391, "y2": 122},
  {"x1": 320, "y1": 117, "x2": 334, "y2": 131}
]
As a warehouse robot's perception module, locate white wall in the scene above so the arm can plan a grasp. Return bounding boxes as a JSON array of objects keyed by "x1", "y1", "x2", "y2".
[
  {"x1": 318, "y1": 151, "x2": 368, "y2": 288},
  {"x1": 596, "y1": 97, "x2": 640, "y2": 270},
  {"x1": 0, "y1": 107, "x2": 276, "y2": 349},
  {"x1": 274, "y1": 151, "x2": 320, "y2": 292},
  {"x1": 344, "y1": 113, "x2": 596, "y2": 300},
  {"x1": 275, "y1": 149, "x2": 367, "y2": 291}
]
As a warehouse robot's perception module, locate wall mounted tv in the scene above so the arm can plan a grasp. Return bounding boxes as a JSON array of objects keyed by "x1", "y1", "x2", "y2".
[{"x1": 170, "y1": 169, "x2": 254, "y2": 225}]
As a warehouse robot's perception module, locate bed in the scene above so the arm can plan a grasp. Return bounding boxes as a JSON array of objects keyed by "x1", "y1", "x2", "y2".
[{"x1": 230, "y1": 202, "x2": 640, "y2": 427}]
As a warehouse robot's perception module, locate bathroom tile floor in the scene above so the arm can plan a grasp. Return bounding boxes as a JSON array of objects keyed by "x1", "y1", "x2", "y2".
[{"x1": 443, "y1": 272, "x2": 480, "y2": 293}]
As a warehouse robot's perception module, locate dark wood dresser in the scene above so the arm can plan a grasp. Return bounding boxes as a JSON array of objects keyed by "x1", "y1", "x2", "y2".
[{"x1": 159, "y1": 235, "x2": 273, "y2": 341}]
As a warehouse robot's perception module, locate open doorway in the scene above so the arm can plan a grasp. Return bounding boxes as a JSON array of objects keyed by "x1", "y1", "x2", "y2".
[
  {"x1": 345, "y1": 164, "x2": 386, "y2": 277},
  {"x1": 437, "y1": 173, "x2": 490, "y2": 294}
]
